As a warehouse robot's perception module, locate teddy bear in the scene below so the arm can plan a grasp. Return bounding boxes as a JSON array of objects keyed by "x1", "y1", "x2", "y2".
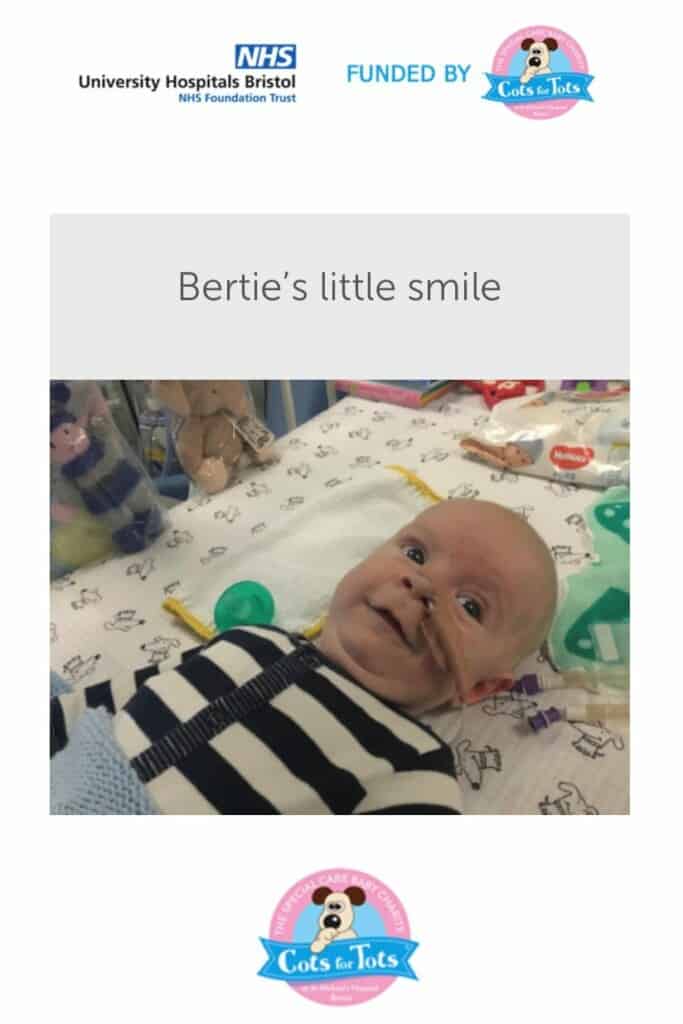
[{"x1": 151, "y1": 381, "x2": 275, "y2": 495}]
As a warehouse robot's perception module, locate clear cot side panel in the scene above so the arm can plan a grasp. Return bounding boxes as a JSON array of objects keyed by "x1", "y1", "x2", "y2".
[{"x1": 50, "y1": 380, "x2": 167, "y2": 579}]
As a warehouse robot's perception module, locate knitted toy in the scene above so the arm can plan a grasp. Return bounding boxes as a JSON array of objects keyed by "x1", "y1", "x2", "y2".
[
  {"x1": 50, "y1": 382, "x2": 164, "y2": 555},
  {"x1": 151, "y1": 380, "x2": 275, "y2": 495}
]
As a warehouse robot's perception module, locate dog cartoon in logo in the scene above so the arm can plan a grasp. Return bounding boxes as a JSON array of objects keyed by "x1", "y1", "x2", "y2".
[
  {"x1": 520, "y1": 37, "x2": 558, "y2": 84},
  {"x1": 309, "y1": 886, "x2": 366, "y2": 954}
]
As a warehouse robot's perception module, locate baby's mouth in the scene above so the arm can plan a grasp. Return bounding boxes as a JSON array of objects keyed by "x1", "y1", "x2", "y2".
[{"x1": 369, "y1": 604, "x2": 413, "y2": 649}]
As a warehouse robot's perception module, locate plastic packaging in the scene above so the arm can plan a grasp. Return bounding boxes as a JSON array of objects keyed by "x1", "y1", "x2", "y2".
[
  {"x1": 459, "y1": 388, "x2": 629, "y2": 488},
  {"x1": 138, "y1": 394, "x2": 168, "y2": 477},
  {"x1": 50, "y1": 381, "x2": 167, "y2": 578}
]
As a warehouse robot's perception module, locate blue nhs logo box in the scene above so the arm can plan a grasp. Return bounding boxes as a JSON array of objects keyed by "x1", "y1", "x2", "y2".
[{"x1": 235, "y1": 44, "x2": 297, "y2": 69}]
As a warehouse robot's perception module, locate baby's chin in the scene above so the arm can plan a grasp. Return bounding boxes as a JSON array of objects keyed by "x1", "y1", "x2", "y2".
[{"x1": 324, "y1": 627, "x2": 447, "y2": 712}]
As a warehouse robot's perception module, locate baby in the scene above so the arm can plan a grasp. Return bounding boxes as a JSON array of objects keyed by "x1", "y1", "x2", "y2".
[{"x1": 51, "y1": 500, "x2": 557, "y2": 815}]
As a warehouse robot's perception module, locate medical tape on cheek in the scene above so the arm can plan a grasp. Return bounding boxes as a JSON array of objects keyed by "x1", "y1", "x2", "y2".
[
  {"x1": 421, "y1": 618, "x2": 447, "y2": 671},
  {"x1": 422, "y1": 599, "x2": 472, "y2": 703}
]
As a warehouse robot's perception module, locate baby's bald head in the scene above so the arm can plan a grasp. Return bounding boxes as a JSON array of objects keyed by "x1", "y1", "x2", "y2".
[
  {"x1": 318, "y1": 497, "x2": 558, "y2": 713},
  {"x1": 409, "y1": 500, "x2": 558, "y2": 664}
]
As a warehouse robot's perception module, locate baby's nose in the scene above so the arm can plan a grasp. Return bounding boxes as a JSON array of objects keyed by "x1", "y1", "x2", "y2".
[{"x1": 401, "y1": 572, "x2": 435, "y2": 608}]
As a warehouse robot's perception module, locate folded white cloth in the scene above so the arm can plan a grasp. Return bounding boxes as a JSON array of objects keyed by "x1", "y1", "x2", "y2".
[{"x1": 164, "y1": 466, "x2": 437, "y2": 640}]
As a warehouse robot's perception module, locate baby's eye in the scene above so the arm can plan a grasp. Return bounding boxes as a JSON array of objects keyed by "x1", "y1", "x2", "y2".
[
  {"x1": 401, "y1": 543, "x2": 426, "y2": 565},
  {"x1": 457, "y1": 594, "x2": 482, "y2": 621}
]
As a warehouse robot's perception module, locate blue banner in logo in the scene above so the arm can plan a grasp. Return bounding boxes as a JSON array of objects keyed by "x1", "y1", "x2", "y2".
[
  {"x1": 483, "y1": 71, "x2": 594, "y2": 103},
  {"x1": 258, "y1": 937, "x2": 419, "y2": 983}
]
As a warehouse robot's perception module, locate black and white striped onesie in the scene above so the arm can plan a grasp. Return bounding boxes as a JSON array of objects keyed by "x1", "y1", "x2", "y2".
[{"x1": 51, "y1": 625, "x2": 462, "y2": 814}]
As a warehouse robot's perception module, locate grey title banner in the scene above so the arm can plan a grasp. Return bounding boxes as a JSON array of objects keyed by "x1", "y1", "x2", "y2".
[{"x1": 51, "y1": 214, "x2": 628, "y2": 377}]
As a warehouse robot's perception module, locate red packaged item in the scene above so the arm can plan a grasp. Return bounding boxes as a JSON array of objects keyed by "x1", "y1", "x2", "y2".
[{"x1": 461, "y1": 380, "x2": 545, "y2": 409}]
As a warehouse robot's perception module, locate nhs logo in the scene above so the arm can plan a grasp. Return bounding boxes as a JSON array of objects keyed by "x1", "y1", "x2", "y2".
[{"x1": 235, "y1": 44, "x2": 297, "y2": 69}]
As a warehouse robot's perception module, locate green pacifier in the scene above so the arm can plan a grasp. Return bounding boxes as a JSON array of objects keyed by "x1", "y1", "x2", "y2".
[{"x1": 213, "y1": 580, "x2": 275, "y2": 632}]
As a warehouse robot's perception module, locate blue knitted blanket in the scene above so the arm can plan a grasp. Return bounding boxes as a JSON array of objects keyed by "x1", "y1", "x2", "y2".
[{"x1": 50, "y1": 673, "x2": 157, "y2": 815}]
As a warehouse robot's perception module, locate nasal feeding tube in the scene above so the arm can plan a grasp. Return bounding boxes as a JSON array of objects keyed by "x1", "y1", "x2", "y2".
[
  {"x1": 513, "y1": 673, "x2": 629, "y2": 730},
  {"x1": 419, "y1": 589, "x2": 472, "y2": 705}
]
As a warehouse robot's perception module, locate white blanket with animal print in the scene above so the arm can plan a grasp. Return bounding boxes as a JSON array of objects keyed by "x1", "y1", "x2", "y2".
[{"x1": 50, "y1": 391, "x2": 629, "y2": 815}]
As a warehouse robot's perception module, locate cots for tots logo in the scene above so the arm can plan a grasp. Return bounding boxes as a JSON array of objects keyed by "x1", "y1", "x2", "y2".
[
  {"x1": 258, "y1": 868, "x2": 418, "y2": 1006},
  {"x1": 484, "y1": 26, "x2": 593, "y2": 119}
]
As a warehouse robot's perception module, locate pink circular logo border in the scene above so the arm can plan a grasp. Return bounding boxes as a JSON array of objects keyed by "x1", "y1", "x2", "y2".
[
  {"x1": 268, "y1": 867, "x2": 411, "y2": 1007},
  {"x1": 492, "y1": 25, "x2": 589, "y2": 120}
]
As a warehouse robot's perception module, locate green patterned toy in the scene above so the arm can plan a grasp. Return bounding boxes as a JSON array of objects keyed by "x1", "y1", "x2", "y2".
[{"x1": 548, "y1": 486, "x2": 629, "y2": 690}]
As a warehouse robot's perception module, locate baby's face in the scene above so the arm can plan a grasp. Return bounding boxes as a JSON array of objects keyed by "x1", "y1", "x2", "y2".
[{"x1": 317, "y1": 500, "x2": 556, "y2": 714}]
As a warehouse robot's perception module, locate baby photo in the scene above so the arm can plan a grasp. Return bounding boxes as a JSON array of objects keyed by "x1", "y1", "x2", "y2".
[{"x1": 50, "y1": 379, "x2": 630, "y2": 815}]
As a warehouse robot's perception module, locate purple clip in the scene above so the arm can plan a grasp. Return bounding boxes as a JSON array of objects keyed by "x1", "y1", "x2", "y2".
[
  {"x1": 560, "y1": 379, "x2": 608, "y2": 392},
  {"x1": 512, "y1": 673, "x2": 542, "y2": 696},
  {"x1": 528, "y1": 706, "x2": 563, "y2": 732}
]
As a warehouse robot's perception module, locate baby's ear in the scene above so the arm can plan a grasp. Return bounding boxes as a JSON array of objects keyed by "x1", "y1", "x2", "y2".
[{"x1": 461, "y1": 675, "x2": 514, "y2": 705}]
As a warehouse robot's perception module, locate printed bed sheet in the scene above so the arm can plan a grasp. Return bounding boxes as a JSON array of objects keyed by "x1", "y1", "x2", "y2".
[{"x1": 50, "y1": 392, "x2": 629, "y2": 815}]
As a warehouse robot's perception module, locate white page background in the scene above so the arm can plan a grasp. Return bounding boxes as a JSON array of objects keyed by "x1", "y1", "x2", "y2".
[{"x1": 4, "y1": 2, "x2": 678, "y2": 1021}]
